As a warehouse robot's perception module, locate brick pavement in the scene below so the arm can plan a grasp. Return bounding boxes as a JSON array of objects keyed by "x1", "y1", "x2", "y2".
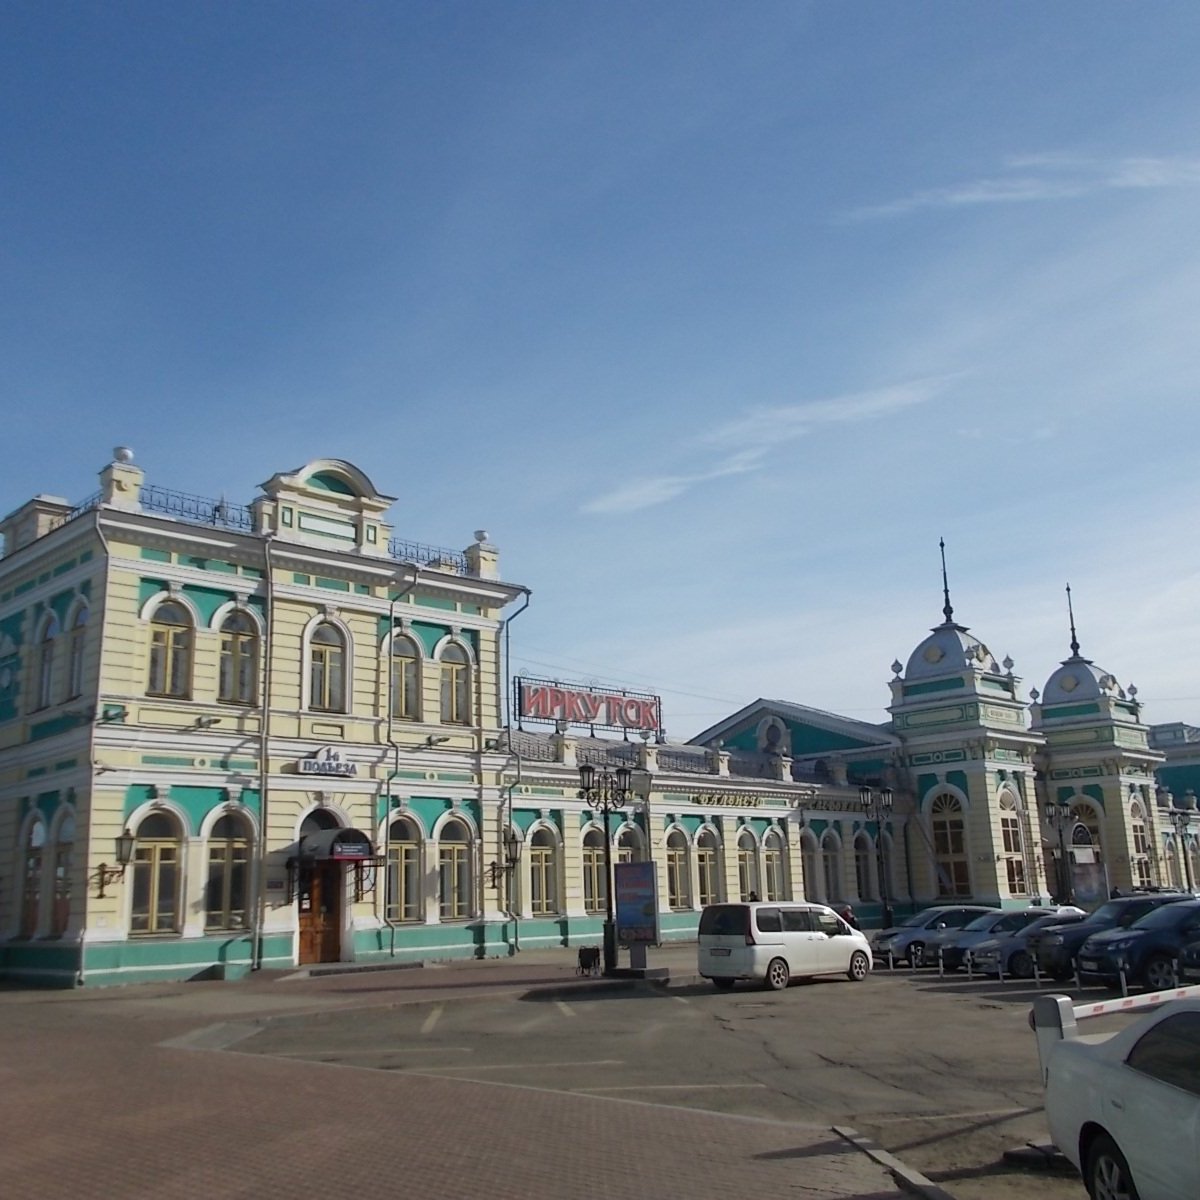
[{"x1": 1, "y1": 950, "x2": 914, "y2": 1199}]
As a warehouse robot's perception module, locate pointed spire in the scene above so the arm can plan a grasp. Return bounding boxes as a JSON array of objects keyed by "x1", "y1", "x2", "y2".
[
  {"x1": 939, "y1": 537, "x2": 954, "y2": 624},
  {"x1": 1066, "y1": 583, "x2": 1081, "y2": 658}
]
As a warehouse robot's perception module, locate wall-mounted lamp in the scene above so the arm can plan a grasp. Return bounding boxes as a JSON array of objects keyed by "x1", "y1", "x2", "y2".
[
  {"x1": 425, "y1": 735, "x2": 450, "y2": 748},
  {"x1": 487, "y1": 826, "x2": 521, "y2": 887},
  {"x1": 94, "y1": 829, "x2": 136, "y2": 898},
  {"x1": 194, "y1": 715, "x2": 222, "y2": 729}
]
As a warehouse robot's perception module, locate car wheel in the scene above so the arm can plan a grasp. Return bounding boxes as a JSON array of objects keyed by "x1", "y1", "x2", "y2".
[
  {"x1": 908, "y1": 942, "x2": 926, "y2": 968},
  {"x1": 1008, "y1": 949, "x2": 1034, "y2": 979},
  {"x1": 712, "y1": 977, "x2": 735, "y2": 991},
  {"x1": 1085, "y1": 1132, "x2": 1141, "y2": 1200},
  {"x1": 764, "y1": 957, "x2": 790, "y2": 991},
  {"x1": 847, "y1": 950, "x2": 870, "y2": 982},
  {"x1": 1141, "y1": 954, "x2": 1176, "y2": 991}
]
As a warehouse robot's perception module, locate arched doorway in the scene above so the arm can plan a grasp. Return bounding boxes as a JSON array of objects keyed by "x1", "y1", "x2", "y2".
[{"x1": 295, "y1": 808, "x2": 366, "y2": 966}]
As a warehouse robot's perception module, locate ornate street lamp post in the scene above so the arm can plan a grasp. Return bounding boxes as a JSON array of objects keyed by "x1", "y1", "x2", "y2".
[
  {"x1": 1168, "y1": 804, "x2": 1195, "y2": 892},
  {"x1": 858, "y1": 785, "x2": 894, "y2": 928},
  {"x1": 578, "y1": 762, "x2": 635, "y2": 976},
  {"x1": 1043, "y1": 797, "x2": 1074, "y2": 905}
]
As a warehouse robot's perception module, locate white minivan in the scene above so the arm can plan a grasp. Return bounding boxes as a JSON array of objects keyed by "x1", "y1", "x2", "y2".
[{"x1": 697, "y1": 901, "x2": 873, "y2": 990}]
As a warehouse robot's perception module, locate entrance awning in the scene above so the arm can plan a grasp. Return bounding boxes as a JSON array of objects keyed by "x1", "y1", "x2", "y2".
[{"x1": 297, "y1": 827, "x2": 375, "y2": 861}]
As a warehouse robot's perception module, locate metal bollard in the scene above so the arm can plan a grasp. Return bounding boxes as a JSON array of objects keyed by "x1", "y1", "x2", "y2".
[
  {"x1": 1175, "y1": 959, "x2": 1181, "y2": 988},
  {"x1": 1118, "y1": 964, "x2": 1128, "y2": 997},
  {"x1": 937, "y1": 947, "x2": 944, "y2": 978},
  {"x1": 887, "y1": 949, "x2": 894, "y2": 971},
  {"x1": 966, "y1": 951, "x2": 974, "y2": 981},
  {"x1": 1033, "y1": 959, "x2": 1042, "y2": 989}
]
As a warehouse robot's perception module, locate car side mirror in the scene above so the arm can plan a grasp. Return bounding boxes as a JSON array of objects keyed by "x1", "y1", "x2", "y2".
[{"x1": 935, "y1": 921, "x2": 948, "y2": 930}]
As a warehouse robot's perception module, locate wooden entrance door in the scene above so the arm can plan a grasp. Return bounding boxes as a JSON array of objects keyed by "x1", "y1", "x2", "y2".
[{"x1": 298, "y1": 862, "x2": 342, "y2": 965}]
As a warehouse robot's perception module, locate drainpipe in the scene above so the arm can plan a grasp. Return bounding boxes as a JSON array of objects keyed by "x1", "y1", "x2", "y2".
[
  {"x1": 503, "y1": 740, "x2": 524, "y2": 951},
  {"x1": 78, "y1": 511, "x2": 114, "y2": 985},
  {"x1": 251, "y1": 534, "x2": 276, "y2": 971},
  {"x1": 497, "y1": 588, "x2": 531, "y2": 949},
  {"x1": 503, "y1": 588, "x2": 531, "y2": 729},
  {"x1": 380, "y1": 567, "x2": 419, "y2": 955}
]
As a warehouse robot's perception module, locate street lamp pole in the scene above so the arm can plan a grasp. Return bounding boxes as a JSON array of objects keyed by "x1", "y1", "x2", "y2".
[
  {"x1": 578, "y1": 761, "x2": 634, "y2": 976},
  {"x1": 1043, "y1": 798, "x2": 1074, "y2": 904},
  {"x1": 858, "y1": 785, "x2": 894, "y2": 929},
  {"x1": 1168, "y1": 806, "x2": 1194, "y2": 891}
]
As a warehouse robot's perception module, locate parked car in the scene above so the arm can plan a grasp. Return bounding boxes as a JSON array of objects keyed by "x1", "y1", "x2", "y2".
[
  {"x1": 1179, "y1": 938, "x2": 1200, "y2": 982},
  {"x1": 932, "y1": 906, "x2": 1085, "y2": 971},
  {"x1": 1045, "y1": 997, "x2": 1200, "y2": 1199},
  {"x1": 1031, "y1": 893, "x2": 1194, "y2": 980},
  {"x1": 871, "y1": 905, "x2": 998, "y2": 967},
  {"x1": 697, "y1": 901, "x2": 873, "y2": 990},
  {"x1": 970, "y1": 911, "x2": 1088, "y2": 978},
  {"x1": 1076, "y1": 899, "x2": 1200, "y2": 990}
]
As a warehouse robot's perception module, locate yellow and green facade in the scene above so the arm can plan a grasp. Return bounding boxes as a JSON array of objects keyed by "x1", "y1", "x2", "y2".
[
  {"x1": 1, "y1": 452, "x2": 884, "y2": 987},
  {"x1": 1, "y1": 452, "x2": 1192, "y2": 987}
]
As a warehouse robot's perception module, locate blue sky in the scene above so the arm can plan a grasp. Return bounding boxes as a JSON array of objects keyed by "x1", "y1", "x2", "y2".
[{"x1": 4, "y1": 3, "x2": 1200, "y2": 737}]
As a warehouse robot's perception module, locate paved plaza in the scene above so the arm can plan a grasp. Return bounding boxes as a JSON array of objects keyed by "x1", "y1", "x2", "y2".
[{"x1": 0, "y1": 947, "x2": 1101, "y2": 1200}]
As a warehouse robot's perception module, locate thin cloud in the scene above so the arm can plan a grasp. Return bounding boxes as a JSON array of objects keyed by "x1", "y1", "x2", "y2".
[
  {"x1": 707, "y1": 379, "x2": 946, "y2": 449},
  {"x1": 581, "y1": 449, "x2": 765, "y2": 515},
  {"x1": 583, "y1": 380, "x2": 943, "y2": 515},
  {"x1": 848, "y1": 154, "x2": 1200, "y2": 220}
]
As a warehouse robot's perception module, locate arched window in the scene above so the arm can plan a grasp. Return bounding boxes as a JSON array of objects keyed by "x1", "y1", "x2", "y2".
[
  {"x1": 1130, "y1": 802, "x2": 1153, "y2": 890},
  {"x1": 529, "y1": 828, "x2": 558, "y2": 916},
  {"x1": 36, "y1": 615, "x2": 60, "y2": 709},
  {"x1": 66, "y1": 606, "x2": 87, "y2": 699},
  {"x1": 822, "y1": 832, "x2": 842, "y2": 903},
  {"x1": 617, "y1": 827, "x2": 642, "y2": 864},
  {"x1": 854, "y1": 833, "x2": 875, "y2": 901},
  {"x1": 697, "y1": 828, "x2": 720, "y2": 907},
  {"x1": 737, "y1": 829, "x2": 759, "y2": 901},
  {"x1": 390, "y1": 635, "x2": 420, "y2": 721},
  {"x1": 801, "y1": 830, "x2": 820, "y2": 901},
  {"x1": 439, "y1": 643, "x2": 471, "y2": 725},
  {"x1": 763, "y1": 829, "x2": 787, "y2": 901},
  {"x1": 131, "y1": 812, "x2": 183, "y2": 934},
  {"x1": 205, "y1": 813, "x2": 251, "y2": 929},
  {"x1": 219, "y1": 611, "x2": 259, "y2": 705},
  {"x1": 582, "y1": 828, "x2": 606, "y2": 914},
  {"x1": 438, "y1": 819, "x2": 472, "y2": 919},
  {"x1": 666, "y1": 830, "x2": 690, "y2": 910},
  {"x1": 52, "y1": 814, "x2": 75, "y2": 936},
  {"x1": 931, "y1": 793, "x2": 970, "y2": 898},
  {"x1": 147, "y1": 601, "x2": 193, "y2": 698},
  {"x1": 20, "y1": 819, "x2": 46, "y2": 937},
  {"x1": 999, "y1": 794, "x2": 1028, "y2": 895},
  {"x1": 309, "y1": 622, "x2": 347, "y2": 712},
  {"x1": 385, "y1": 816, "x2": 421, "y2": 923}
]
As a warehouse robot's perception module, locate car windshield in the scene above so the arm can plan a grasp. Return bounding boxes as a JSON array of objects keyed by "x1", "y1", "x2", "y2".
[
  {"x1": 1080, "y1": 901, "x2": 1125, "y2": 925},
  {"x1": 897, "y1": 910, "x2": 943, "y2": 928},
  {"x1": 1132, "y1": 903, "x2": 1200, "y2": 931},
  {"x1": 963, "y1": 913, "x2": 1001, "y2": 932}
]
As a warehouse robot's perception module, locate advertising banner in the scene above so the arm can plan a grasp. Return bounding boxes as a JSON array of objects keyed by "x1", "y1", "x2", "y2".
[{"x1": 615, "y1": 860, "x2": 660, "y2": 946}]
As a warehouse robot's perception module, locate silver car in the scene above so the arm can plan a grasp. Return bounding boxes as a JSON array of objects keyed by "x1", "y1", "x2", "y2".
[
  {"x1": 970, "y1": 910, "x2": 1089, "y2": 978},
  {"x1": 929, "y1": 906, "x2": 1086, "y2": 971},
  {"x1": 872, "y1": 905, "x2": 999, "y2": 967}
]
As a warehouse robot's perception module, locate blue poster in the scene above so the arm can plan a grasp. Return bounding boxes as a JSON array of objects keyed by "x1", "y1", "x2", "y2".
[{"x1": 615, "y1": 860, "x2": 660, "y2": 945}]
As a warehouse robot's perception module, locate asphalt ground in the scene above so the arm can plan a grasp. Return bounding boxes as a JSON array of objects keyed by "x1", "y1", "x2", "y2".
[
  {"x1": 2, "y1": 944, "x2": 1147, "y2": 1200},
  {"x1": 234, "y1": 956, "x2": 1121, "y2": 1200}
]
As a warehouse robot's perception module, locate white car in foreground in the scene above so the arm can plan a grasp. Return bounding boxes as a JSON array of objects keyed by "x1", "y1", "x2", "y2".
[{"x1": 1045, "y1": 997, "x2": 1200, "y2": 1199}]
